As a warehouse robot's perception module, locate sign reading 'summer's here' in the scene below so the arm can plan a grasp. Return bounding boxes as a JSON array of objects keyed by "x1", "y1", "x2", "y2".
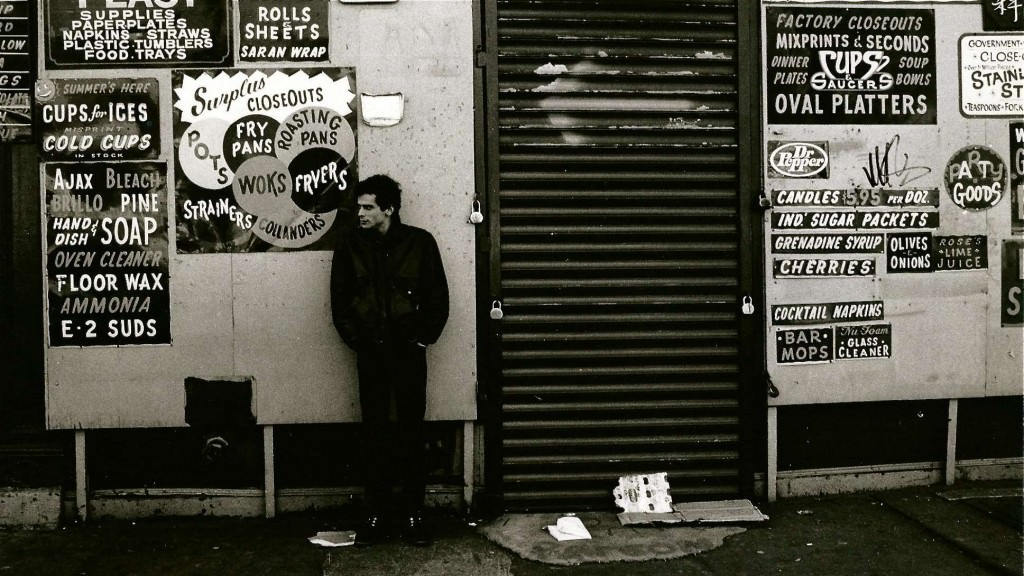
[{"x1": 45, "y1": 161, "x2": 170, "y2": 347}]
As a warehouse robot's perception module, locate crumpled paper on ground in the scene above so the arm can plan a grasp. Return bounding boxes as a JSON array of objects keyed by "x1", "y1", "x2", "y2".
[{"x1": 545, "y1": 516, "x2": 592, "y2": 541}]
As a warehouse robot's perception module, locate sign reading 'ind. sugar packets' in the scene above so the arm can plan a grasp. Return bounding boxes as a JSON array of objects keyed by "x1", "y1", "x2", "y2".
[
  {"x1": 772, "y1": 188, "x2": 939, "y2": 207},
  {"x1": 772, "y1": 300, "x2": 884, "y2": 326},
  {"x1": 772, "y1": 210, "x2": 939, "y2": 230}
]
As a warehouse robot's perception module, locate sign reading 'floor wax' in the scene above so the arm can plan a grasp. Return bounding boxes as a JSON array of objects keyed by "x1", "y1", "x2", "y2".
[{"x1": 172, "y1": 68, "x2": 357, "y2": 253}]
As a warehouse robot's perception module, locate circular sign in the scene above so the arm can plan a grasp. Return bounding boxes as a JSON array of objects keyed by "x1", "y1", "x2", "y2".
[{"x1": 944, "y1": 145, "x2": 1006, "y2": 211}]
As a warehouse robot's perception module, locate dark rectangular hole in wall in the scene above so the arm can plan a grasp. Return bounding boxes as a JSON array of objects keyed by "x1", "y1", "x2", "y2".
[
  {"x1": 778, "y1": 400, "x2": 947, "y2": 471},
  {"x1": 957, "y1": 396, "x2": 1023, "y2": 460}
]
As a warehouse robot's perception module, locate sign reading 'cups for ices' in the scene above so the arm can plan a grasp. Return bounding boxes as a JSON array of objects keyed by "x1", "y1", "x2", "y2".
[{"x1": 945, "y1": 145, "x2": 1007, "y2": 211}]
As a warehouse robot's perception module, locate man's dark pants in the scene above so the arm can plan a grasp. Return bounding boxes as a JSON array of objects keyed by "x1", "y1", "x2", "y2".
[{"x1": 356, "y1": 341, "x2": 428, "y2": 515}]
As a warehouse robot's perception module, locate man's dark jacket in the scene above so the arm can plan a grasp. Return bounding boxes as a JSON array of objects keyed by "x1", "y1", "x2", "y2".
[{"x1": 330, "y1": 222, "x2": 449, "y2": 350}]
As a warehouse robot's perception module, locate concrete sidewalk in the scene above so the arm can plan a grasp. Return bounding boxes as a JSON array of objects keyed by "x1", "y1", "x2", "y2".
[{"x1": 0, "y1": 481, "x2": 1020, "y2": 575}]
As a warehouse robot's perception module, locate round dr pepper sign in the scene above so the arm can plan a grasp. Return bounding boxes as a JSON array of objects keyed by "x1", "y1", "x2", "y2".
[{"x1": 945, "y1": 145, "x2": 1006, "y2": 211}]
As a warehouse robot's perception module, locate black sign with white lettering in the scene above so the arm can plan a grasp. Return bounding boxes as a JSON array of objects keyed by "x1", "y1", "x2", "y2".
[
  {"x1": 35, "y1": 77, "x2": 160, "y2": 160},
  {"x1": 772, "y1": 300, "x2": 884, "y2": 326},
  {"x1": 771, "y1": 233, "x2": 885, "y2": 254},
  {"x1": 835, "y1": 324, "x2": 892, "y2": 360},
  {"x1": 239, "y1": 0, "x2": 329, "y2": 62},
  {"x1": 886, "y1": 232, "x2": 932, "y2": 273},
  {"x1": 45, "y1": 161, "x2": 170, "y2": 347},
  {"x1": 932, "y1": 235, "x2": 988, "y2": 272},
  {"x1": 776, "y1": 327, "x2": 833, "y2": 364},
  {"x1": 772, "y1": 188, "x2": 939, "y2": 207},
  {"x1": 1003, "y1": 239, "x2": 1024, "y2": 327},
  {"x1": 1012, "y1": 122, "x2": 1023, "y2": 234},
  {"x1": 766, "y1": 7, "x2": 936, "y2": 124},
  {"x1": 774, "y1": 258, "x2": 876, "y2": 278},
  {"x1": 771, "y1": 210, "x2": 939, "y2": 230},
  {"x1": 45, "y1": 0, "x2": 231, "y2": 68},
  {"x1": 0, "y1": 0, "x2": 34, "y2": 143}
]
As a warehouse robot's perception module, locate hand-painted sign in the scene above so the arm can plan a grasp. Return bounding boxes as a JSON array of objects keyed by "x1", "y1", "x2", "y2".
[
  {"x1": 772, "y1": 188, "x2": 938, "y2": 207},
  {"x1": 767, "y1": 141, "x2": 830, "y2": 178},
  {"x1": 776, "y1": 327, "x2": 833, "y2": 364},
  {"x1": 983, "y1": 0, "x2": 1024, "y2": 31},
  {"x1": 35, "y1": 77, "x2": 160, "y2": 161},
  {"x1": 886, "y1": 232, "x2": 932, "y2": 273},
  {"x1": 959, "y1": 35, "x2": 1024, "y2": 117},
  {"x1": 173, "y1": 68, "x2": 357, "y2": 253},
  {"x1": 835, "y1": 323, "x2": 891, "y2": 359},
  {"x1": 933, "y1": 235, "x2": 988, "y2": 271},
  {"x1": 45, "y1": 0, "x2": 231, "y2": 68},
  {"x1": 944, "y1": 145, "x2": 1006, "y2": 211},
  {"x1": 45, "y1": 161, "x2": 170, "y2": 347},
  {"x1": 0, "y1": 0, "x2": 33, "y2": 142},
  {"x1": 773, "y1": 258, "x2": 875, "y2": 277},
  {"x1": 1003, "y1": 240, "x2": 1024, "y2": 326},
  {"x1": 765, "y1": 7, "x2": 936, "y2": 124},
  {"x1": 771, "y1": 233, "x2": 885, "y2": 254},
  {"x1": 239, "y1": 0, "x2": 329, "y2": 62},
  {"x1": 1012, "y1": 122, "x2": 1023, "y2": 234},
  {"x1": 772, "y1": 300, "x2": 884, "y2": 325},
  {"x1": 771, "y1": 210, "x2": 939, "y2": 230}
]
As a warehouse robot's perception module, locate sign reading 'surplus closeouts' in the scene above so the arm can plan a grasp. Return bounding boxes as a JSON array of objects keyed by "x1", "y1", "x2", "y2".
[
  {"x1": 172, "y1": 68, "x2": 357, "y2": 253},
  {"x1": 45, "y1": 161, "x2": 170, "y2": 347},
  {"x1": 765, "y1": 7, "x2": 936, "y2": 124},
  {"x1": 45, "y1": 0, "x2": 231, "y2": 68}
]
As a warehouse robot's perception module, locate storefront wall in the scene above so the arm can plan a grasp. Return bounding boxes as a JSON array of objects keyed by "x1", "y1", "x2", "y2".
[{"x1": 761, "y1": 0, "x2": 1022, "y2": 498}]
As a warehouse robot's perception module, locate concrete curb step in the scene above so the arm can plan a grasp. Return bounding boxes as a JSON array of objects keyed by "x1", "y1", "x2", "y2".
[{"x1": 876, "y1": 490, "x2": 1023, "y2": 576}]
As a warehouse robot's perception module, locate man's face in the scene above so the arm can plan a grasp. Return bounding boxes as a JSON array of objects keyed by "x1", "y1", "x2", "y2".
[{"x1": 357, "y1": 193, "x2": 392, "y2": 232}]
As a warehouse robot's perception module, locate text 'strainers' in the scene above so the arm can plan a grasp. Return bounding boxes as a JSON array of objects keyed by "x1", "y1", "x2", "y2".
[
  {"x1": 403, "y1": 515, "x2": 432, "y2": 546},
  {"x1": 355, "y1": 515, "x2": 384, "y2": 547}
]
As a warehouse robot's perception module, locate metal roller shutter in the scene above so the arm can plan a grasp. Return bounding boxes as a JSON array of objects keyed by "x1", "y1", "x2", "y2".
[{"x1": 485, "y1": 0, "x2": 749, "y2": 510}]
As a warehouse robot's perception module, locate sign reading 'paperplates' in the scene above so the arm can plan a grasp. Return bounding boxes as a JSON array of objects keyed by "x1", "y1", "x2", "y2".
[
  {"x1": 45, "y1": 0, "x2": 231, "y2": 68},
  {"x1": 172, "y1": 68, "x2": 357, "y2": 253}
]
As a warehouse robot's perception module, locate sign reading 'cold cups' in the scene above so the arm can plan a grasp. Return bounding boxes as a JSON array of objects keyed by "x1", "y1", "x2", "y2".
[{"x1": 172, "y1": 68, "x2": 357, "y2": 253}]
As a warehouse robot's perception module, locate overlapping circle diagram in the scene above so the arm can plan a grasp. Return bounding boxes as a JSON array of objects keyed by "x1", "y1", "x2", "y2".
[{"x1": 179, "y1": 106, "x2": 355, "y2": 248}]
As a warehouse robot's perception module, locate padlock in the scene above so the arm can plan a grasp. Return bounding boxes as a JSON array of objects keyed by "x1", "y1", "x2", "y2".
[
  {"x1": 741, "y1": 295, "x2": 755, "y2": 315},
  {"x1": 469, "y1": 200, "x2": 484, "y2": 224},
  {"x1": 489, "y1": 300, "x2": 504, "y2": 320}
]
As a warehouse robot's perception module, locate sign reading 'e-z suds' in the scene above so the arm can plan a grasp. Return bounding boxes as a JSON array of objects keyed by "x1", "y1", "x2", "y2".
[{"x1": 45, "y1": 162, "x2": 170, "y2": 347}]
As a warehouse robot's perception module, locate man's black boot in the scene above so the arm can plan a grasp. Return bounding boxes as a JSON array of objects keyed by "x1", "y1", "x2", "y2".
[
  {"x1": 402, "y1": 514, "x2": 432, "y2": 546},
  {"x1": 355, "y1": 515, "x2": 385, "y2": 546}
]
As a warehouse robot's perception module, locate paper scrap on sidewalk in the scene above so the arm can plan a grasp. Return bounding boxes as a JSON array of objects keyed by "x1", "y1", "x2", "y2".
[
  {"x1": 308, "y1": 530, "x2": 357, "y2": 547},
  {"x1": 674, "y1": 499, "x2": 769, "y2": 523},
  {"x1": 545, "y1": 516, "x2": 592, "y2": 541},
  {"x1": 613, "y1": 472, "x2": 674, "y2": 514}
]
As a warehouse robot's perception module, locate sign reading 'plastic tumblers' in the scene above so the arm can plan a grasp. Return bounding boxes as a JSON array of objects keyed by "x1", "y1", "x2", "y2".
[{"x1": 945, "y1": 145, "x2": 1007, "y2": 211}]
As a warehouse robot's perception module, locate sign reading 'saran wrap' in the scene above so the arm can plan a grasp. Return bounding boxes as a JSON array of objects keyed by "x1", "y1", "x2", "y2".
[
  {"x1": 238, "y1": 0, "x2": 329, "y2": 62},
  {"x1": 172, "y1": 68, "x2": 357, "y2": 253}
]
